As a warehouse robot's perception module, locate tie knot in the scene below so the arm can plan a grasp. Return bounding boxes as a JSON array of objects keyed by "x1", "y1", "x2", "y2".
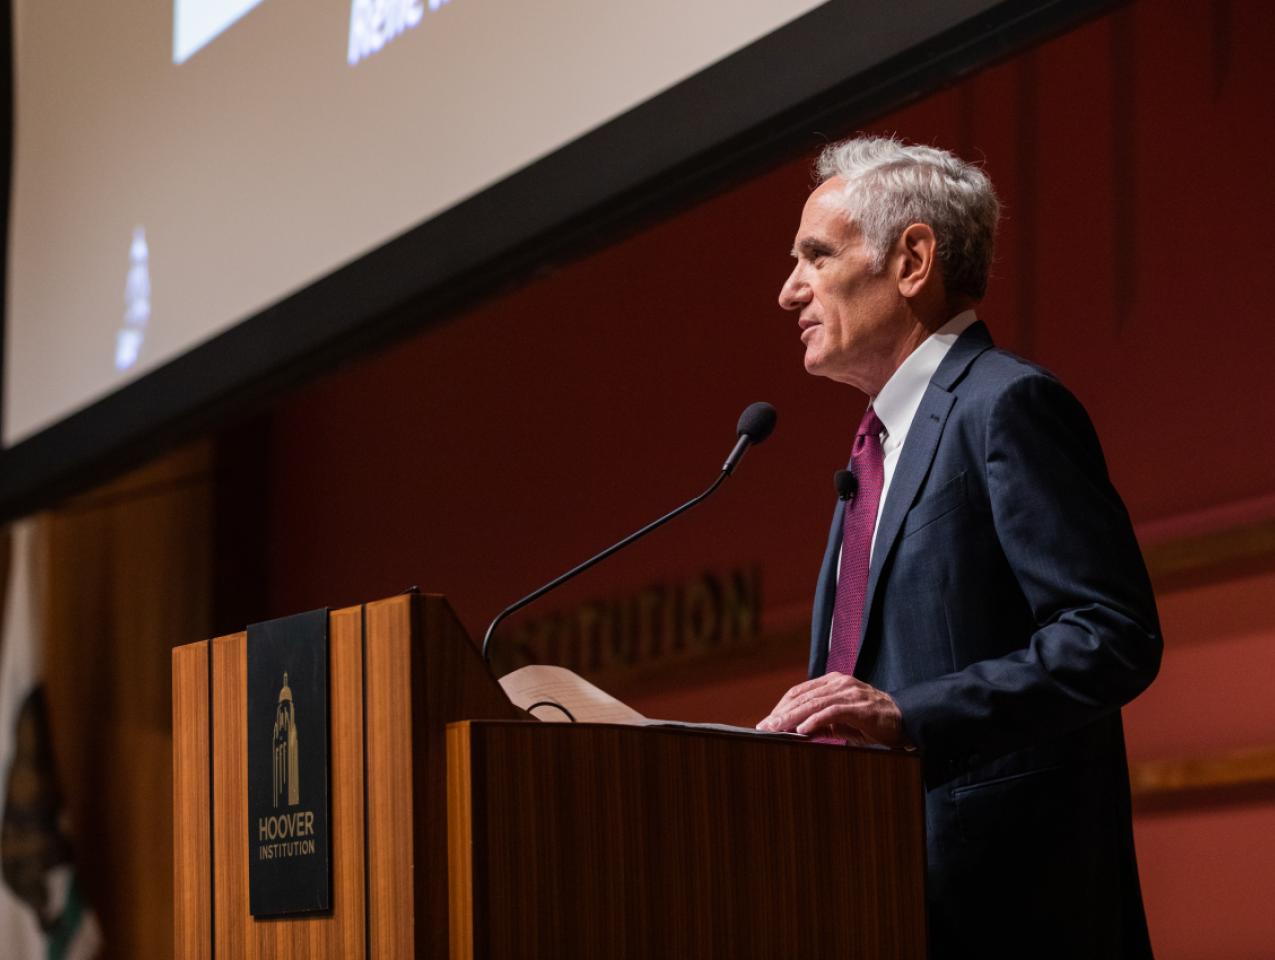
[{"x1": 857, "y1": 407, "x2": 884, "y2": 442}]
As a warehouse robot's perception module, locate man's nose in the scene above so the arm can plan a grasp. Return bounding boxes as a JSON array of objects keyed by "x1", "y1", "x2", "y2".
[{"x1": 778, "y1": 266, "x2": 808, "y2": 311}]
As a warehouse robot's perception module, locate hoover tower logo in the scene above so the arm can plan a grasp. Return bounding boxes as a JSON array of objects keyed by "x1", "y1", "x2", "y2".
[
  {"x1": 246, "y1": 610, "x2": 331, "y2": 917},
  {"x1": 273, "y1": 673, "x2": 299, "y2": 808}
]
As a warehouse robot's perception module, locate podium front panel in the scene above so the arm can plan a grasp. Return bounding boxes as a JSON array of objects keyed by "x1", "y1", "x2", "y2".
[{"x1": 447, "y1": 720, "x2": 927, "y2": 960}]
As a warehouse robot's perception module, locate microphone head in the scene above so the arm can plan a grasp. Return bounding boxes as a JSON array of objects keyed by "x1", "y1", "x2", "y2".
[
  {"x1": 834, "y1": 469, "x2": 857, "y2": 501},
  {"x1": 737, "y1": 402, "x2": 778, "y2": 444}
]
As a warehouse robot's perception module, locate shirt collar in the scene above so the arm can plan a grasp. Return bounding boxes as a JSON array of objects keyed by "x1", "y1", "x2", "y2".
[{"x1": 872, "y1": 310, "x2": 978, "y2": 441}]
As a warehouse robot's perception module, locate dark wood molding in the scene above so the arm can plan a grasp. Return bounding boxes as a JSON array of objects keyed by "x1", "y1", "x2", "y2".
[
  {"x1": 1131, "y1": 745, "x2": 1275, "y2": 814},
  {"x1": 1143, "y1": 515, "x2": 1275, "y2": 592}
]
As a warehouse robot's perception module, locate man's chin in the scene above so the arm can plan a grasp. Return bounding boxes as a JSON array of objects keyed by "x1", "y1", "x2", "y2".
[
  {"x1": 804, "y1": 352, "x2": 859, "y2": 387},
  {"x1": 802, "y1": 349, "x2": 830, "y2": 377}
]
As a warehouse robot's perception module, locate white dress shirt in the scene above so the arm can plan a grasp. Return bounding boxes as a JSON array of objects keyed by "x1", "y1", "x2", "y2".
[
  {"x1": 833, "y1": 310, "x2": 979, "y2": 592},
  {"x1": 868, "y1": 310, "x2": 978, "y2": 558}
]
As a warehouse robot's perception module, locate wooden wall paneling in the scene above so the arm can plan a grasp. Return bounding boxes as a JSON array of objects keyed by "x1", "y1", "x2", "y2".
[
  {"x1": 42, "y1": 443, "x2": 211, "y2": 960},
  {"x1": 172, "y1": 640, "x2": 211, "y2": 960}
]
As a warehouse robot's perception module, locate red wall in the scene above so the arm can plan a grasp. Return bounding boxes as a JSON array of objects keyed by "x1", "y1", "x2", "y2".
[{"x1": 241, "y1": 2, "x2": 1275, "y2": 954}]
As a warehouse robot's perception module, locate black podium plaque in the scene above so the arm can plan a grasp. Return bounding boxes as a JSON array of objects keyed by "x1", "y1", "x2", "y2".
[{"x1": 246, "y1": 608, "x2": 331, "y2": 918}]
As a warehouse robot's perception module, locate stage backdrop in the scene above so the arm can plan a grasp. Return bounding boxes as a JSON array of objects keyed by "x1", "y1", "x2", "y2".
[{"x1": 236, "y1": 4, "x2": 1275, "y2": 958}]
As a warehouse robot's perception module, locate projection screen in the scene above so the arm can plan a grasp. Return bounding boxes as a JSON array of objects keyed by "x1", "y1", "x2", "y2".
[
  {"x1": 6, "y1": 0, "x2": 829, "y2": 445},
  {"x1": 0, "y1": 0, "x2": 1112, "y2": 516}
]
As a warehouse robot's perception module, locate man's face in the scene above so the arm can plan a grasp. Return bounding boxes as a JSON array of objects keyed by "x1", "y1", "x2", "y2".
[{"x1": 778, "y1": 178, "x2": 904, "y2": 393}]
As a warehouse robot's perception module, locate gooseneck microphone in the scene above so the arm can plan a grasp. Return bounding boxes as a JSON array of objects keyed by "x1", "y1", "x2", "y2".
[
  {"x1": 482, "y1": 402, "x2": 778, "y2": 663},
  {"x1": 834, "y1": 469, "x2": 857, "y2": 502},
  {"x1": 723, "y1": 401, "x2": 778, "y2": 474}
]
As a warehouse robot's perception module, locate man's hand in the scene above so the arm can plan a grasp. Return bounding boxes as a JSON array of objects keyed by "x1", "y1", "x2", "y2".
[{"x1": 756, "y1": 673, "x2": 911, "y2": 747}]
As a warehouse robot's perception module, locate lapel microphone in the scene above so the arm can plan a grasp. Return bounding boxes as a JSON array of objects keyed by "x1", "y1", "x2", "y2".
[{"x1": 834, "y1": 469, "x2": 857, "y2": 502}]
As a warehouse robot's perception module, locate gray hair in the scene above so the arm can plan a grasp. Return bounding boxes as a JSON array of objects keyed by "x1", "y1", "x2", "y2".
[{"x1": 816, "y1": 136, "x2": 1000, "y2": 300}]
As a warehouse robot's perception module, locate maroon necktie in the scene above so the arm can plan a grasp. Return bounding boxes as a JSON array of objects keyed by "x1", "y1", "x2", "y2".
[{"x1": 825, "y1": 406, "x2": 885, "y2": 677}]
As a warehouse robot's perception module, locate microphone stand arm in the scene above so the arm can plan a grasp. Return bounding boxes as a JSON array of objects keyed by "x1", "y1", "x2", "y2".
[{"x1": 481, "y1": 468, "x2": 733, "y2": 663}]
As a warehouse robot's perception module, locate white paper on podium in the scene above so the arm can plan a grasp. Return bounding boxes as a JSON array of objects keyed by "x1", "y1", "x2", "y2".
[
  {"x1": 498, "y1": 664, "x2": 805, "y2": 739},
  {"x1": 499, "y1": 664, "x2": 649, "y2": 725}
]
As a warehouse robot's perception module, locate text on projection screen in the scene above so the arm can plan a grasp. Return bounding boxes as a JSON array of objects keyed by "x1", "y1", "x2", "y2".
[
  {"x1": 176, "y1": 0, "x2": 453, "y2": 64},
  {"x1": 4, "y1": 0, "x2": 825, "y2": 446}
]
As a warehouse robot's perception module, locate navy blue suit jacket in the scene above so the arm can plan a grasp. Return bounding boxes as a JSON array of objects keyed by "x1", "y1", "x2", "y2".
[{"x1": 810, "y1": 323, "x2": 1160, "y2": 958}]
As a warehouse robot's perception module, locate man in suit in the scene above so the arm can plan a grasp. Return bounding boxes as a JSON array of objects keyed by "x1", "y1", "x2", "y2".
[{"x1": 757, "y1": 136, "x2": 1161, "y2": 958}]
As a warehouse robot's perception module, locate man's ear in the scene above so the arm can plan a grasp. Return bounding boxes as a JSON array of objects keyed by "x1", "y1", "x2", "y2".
[{"x1": 895, "y1": 222, "x2": 938, "y2": 299}]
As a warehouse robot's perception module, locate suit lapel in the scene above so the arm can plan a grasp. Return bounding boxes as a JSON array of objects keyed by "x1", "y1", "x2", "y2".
[
  {"x1": 808, "y1": 496, "x2": 846, "y2": 677},
  {"x1": 855, "y1": 322, "x2": 993, "y2": 669}
]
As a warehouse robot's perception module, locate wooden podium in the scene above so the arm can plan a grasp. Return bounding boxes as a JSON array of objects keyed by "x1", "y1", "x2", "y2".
[{"x1": 173, "y1": 593, "x2": 927, "y2": 959}]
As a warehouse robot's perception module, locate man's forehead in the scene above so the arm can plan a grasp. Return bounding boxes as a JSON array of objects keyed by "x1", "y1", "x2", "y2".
[
  {"x1": 809, "y1": 176, "x2": 849, "y2": 210},
  {"x1": 794, "y1": 179, "x2": 855, "y2": 244}
]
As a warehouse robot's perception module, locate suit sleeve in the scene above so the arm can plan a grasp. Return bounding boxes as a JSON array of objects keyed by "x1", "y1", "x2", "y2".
[{"x1": 891, "y1": 372, "x2": 1162, "y2": 772}]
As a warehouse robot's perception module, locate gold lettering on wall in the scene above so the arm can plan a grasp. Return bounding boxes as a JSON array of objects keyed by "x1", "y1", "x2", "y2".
[{"x1": 493, "y1": 568, "x2": 762, "y2": 681}]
